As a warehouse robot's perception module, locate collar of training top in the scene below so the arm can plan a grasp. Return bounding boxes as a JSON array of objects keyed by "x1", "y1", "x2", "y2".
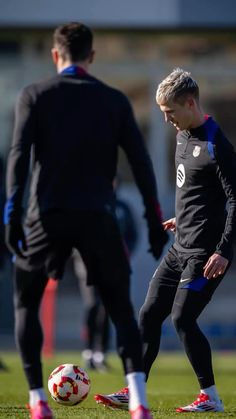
[
  {"x1": 60, "y1": 65, "x2": 88, "y2": 76},
  {"x1": 188, "y1": 115, "x2": 213, "y2": 138}
]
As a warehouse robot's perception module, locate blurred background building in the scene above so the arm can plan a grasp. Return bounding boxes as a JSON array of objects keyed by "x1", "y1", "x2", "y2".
[{"x1": 1, "y1": 0, "x2": 236, "y2": 350}]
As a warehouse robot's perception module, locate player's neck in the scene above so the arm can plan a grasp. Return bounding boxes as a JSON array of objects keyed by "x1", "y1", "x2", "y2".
[{"x1": 189, "y1": 110, "x2": 205, "y2": 129}]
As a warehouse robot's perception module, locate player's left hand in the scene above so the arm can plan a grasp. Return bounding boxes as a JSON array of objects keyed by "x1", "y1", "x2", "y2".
[
  {"x1": 148, "y1": 226, "x2": 169, "y2": 260},
  {"x1": 203, "y1": 253, "x2": 229, "y2": 279}
]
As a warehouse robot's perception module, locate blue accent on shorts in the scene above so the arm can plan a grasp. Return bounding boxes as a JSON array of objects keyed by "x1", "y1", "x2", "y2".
[{"x1": 182, "y1": 276, "x2": 208, "y2": 292}]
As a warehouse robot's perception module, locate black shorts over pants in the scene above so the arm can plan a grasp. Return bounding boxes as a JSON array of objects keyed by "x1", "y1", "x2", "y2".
[{"x1": 16, "y1": 210, "x2": 131, "y2": 284}]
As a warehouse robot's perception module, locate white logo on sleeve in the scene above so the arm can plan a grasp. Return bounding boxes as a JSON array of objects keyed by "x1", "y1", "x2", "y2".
[{"x1": 176, "y1": 163, "x2": 185, "y2": 188}]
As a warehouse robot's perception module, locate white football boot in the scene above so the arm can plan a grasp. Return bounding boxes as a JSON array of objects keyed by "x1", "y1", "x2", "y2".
[{"x1": 176, "y1": 393, "x2": 224, "y2": 412}]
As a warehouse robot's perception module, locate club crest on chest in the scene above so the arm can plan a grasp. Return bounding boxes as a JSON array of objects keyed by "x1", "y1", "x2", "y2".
[{"x1": 193, "y1": 145, "x2": 201, "y2": 157}]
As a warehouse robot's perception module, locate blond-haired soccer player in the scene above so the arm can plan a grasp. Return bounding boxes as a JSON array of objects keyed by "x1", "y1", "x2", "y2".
[{"x1": 95, "y1": 68, "x2": 236, "y2": 413}]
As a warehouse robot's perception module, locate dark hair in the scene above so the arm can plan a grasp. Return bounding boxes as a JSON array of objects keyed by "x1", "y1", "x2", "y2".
[{"x1": 53, "y1": 22, "x2": 93, "y2": 62}]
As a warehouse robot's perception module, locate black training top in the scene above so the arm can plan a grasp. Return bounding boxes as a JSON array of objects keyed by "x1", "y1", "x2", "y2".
[
  {"x1": 174, "y1": 116, "x2": 236, "y2": 259},
  {"x1": 5, "y1": 68, "x2": 159, "y2": 225}
]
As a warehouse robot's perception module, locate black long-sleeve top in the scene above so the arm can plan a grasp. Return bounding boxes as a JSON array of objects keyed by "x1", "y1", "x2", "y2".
[
  {"x1": 174, "y1": 116, "x2": 236, "y2": 259},
  {"x1": 5, "y1": 68, "x2": 160, "y2": 226}
]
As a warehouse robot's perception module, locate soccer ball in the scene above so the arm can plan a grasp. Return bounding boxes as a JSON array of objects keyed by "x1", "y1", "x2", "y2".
[{"x1": 48, "y1": 364, "x2": 91, "y2": 406}]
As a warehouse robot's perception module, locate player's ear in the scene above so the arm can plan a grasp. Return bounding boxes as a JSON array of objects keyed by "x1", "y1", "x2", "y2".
[
  {"x1": 88, "y1": 50, "x2": 95, "y2": 64},
  {"x1": 51, "y1": 48, "x2": 59, "y2": 65},
  {"x1": 186, "y1": 96, "x2": 195, "y2": 109}
]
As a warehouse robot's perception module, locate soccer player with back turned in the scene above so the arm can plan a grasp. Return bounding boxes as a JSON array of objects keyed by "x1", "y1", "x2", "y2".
[
  {"x1": 95, "y1": 68, "x2": 236, "y2": 413},
  {"x1": 4, "y1": 22, "x2": 168, "y2": 419}
]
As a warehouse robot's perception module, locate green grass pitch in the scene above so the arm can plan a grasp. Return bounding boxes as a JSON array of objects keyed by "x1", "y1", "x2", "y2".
[{"x1": 0, "y1": 351, "x2": 236, "y2": 418}]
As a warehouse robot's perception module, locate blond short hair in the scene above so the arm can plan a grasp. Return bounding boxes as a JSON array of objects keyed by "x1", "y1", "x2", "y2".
[{"x1": 156, "y1": 68, "x2": 199, "y2": 105}]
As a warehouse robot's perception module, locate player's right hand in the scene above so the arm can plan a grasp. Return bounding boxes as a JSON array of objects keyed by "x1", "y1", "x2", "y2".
[
  {"x1": 5, "y1": 223, "x2": 27, "y2": 258},
  {"x1": 163, "y1": 217, "x2": 176, "y2": 233}
]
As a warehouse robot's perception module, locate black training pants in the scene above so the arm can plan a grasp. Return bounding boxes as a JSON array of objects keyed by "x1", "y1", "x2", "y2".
[
  {"x1": 139, "y1": 245, "x2": 229, "y2": 389},
  {"x1": 13, "y1": 211, "x2": 143, "y2": 389}
]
